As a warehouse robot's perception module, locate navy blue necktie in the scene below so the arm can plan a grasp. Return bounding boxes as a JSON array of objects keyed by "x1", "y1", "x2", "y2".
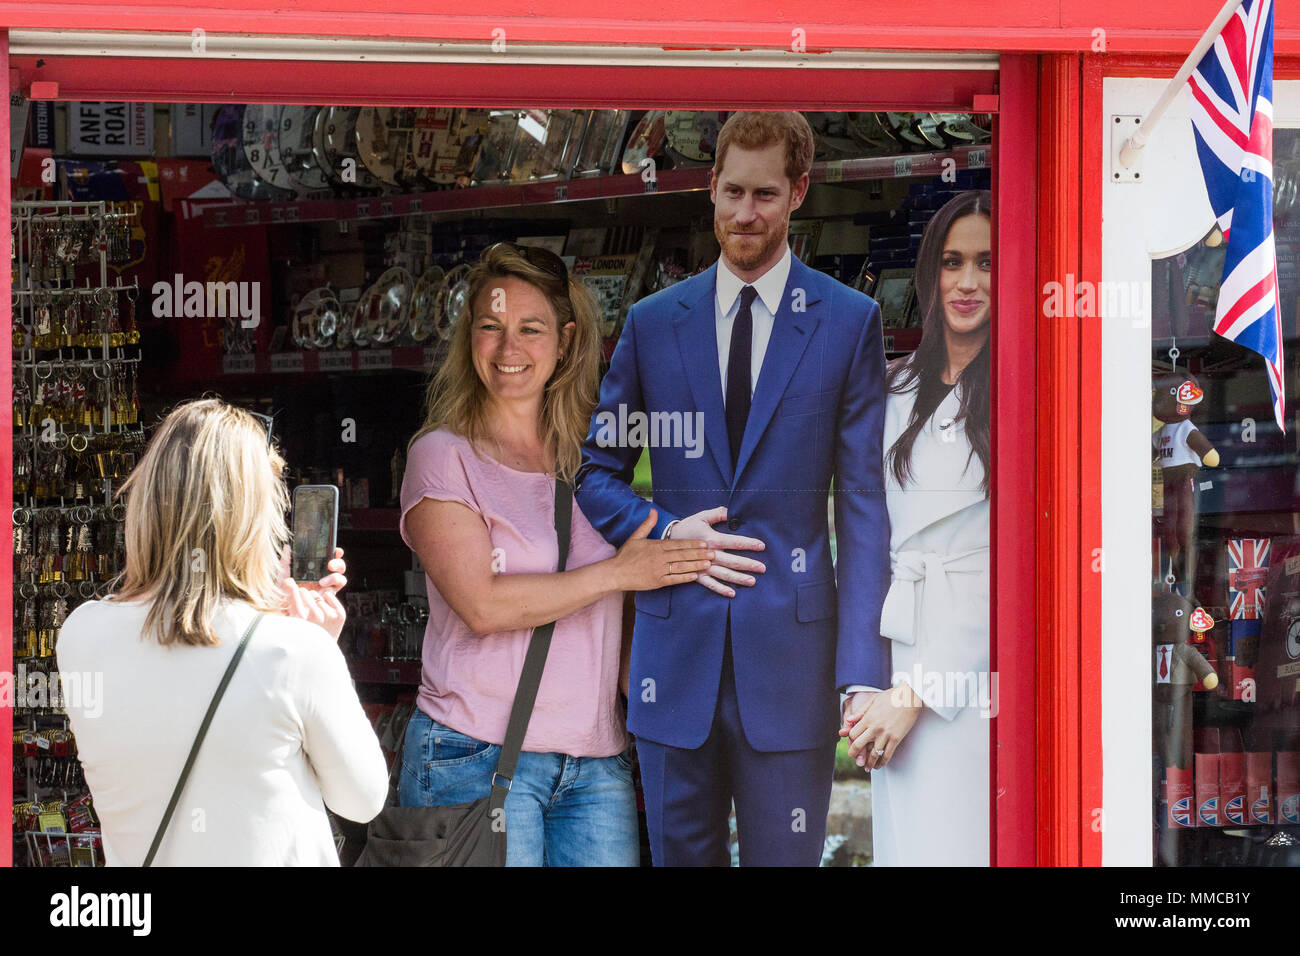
[{"x1": 726, "y1": 285, "x2": 758, "y2": 468}]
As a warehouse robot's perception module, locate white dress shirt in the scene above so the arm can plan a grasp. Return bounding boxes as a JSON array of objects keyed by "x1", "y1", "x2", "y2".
[{"x1": 714, "y1": 244, "x2": 792, "y2": 400}]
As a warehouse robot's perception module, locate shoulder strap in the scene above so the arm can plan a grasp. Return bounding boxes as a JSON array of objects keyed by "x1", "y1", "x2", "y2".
[
  {"x1": 143, "y1": 611, "x2": 265, "y2": 867},
  {"x1": 490, "y1": 479, "x2": 573, "y2": 814}
]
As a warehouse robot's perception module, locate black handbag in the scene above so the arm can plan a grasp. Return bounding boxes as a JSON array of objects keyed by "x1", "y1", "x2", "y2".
[
  {"x1": 354, "y1": 478, "x2": 573, "y2": 867},
  {"x1": 143, "y1": 612, "x2": 265, "y2": 866}
]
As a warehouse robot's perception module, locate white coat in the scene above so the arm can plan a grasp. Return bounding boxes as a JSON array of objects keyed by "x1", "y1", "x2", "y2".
[{"x1": 870, "y1": 376, "x2": 991, "y2": 867}]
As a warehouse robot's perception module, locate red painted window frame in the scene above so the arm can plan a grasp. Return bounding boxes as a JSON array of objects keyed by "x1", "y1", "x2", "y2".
[{"x1": 0, "y1": 42, "x2": 1039, "y2": 868}]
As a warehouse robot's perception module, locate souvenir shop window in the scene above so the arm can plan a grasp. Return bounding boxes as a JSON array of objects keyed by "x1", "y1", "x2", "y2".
[
  {"x1": 12, "y1": 103, "x2": 995, "y2": 867},
  {"x1": 1150, "y1": 127, "x2": 1300, "y2": 865}
]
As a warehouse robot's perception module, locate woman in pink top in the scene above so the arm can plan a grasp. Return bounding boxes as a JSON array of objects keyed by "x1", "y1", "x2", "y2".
[{"x1": 399, "y1": 242, "x2": 712, "y2": 866}]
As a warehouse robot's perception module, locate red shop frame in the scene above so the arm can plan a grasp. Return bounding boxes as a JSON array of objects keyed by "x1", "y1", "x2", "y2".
[{"x1": 0, "y1": 42, "x2": 1040, "y2": 867}]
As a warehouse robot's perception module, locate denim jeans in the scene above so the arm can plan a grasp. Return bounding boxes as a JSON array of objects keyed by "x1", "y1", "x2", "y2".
[{"x1": 399, "y1": 707, "x2": 640, "y2": 866}]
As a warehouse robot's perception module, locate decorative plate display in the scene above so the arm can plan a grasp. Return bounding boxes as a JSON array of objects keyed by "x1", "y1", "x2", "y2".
[
  {"x1": 278, "y1": 106, "x2": 332, "y2": 195},
  {"x1": 359, "y1": 267, "x2": 413, "y2": 345},
  {"x1": 621, "y1": 110, "x2": 668, "y2": 174},
  {"x1": 409, "y1": 266, "x2": 446, "y2": 342},
  {"x1": 291, "y1": 287, "x2": 342, "y2": 349},
  {"x1": 347, "y1": 284, "x2": 375, "y2": 348},
  {"x1": 434, "y1": 263, "x2": 471, "y2": 339},
  {"x1": 241, "y1": 105, "x2": 299, "y2": 193},
  {"x1": 211, "y1": 105, "x2": 294, "y2": 201}
]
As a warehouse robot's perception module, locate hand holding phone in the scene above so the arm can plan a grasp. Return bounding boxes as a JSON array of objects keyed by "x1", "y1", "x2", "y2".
[{"x1": 291, "y1": 484, "x2": 340, "y2": 584}]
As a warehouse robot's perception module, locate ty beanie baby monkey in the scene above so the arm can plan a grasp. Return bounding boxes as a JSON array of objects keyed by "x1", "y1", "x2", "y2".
[
  {"x1": 1153, "y1": 590, "x2": 1219, "y2": 770},
  {"x1": 1153, "y1": 373, "x2": 1219, "y2": 588}
]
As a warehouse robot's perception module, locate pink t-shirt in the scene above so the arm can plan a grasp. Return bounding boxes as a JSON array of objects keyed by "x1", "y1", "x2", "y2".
[{"x1": 399, "y1": 427, "x2": 628, "y2": 757}]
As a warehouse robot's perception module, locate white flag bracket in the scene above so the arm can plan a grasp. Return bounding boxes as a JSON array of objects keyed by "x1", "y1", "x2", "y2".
[{"x1": 1114, "y1": 0, "x2": 1247, "y2": 173}]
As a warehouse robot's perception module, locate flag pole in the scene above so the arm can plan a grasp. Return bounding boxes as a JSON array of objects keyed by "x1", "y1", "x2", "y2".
[{"x1": 1117, "y1": 0, "x2": 1247, "y2": 168}]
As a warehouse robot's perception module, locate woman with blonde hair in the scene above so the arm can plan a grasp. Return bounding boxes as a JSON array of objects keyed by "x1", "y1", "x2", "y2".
[
  {"x1": 57, "y1": 398, "x2": 389, "y2": 866},
  {"x1": 399, "y1": 241, "x2": 712, "y2": 866}
]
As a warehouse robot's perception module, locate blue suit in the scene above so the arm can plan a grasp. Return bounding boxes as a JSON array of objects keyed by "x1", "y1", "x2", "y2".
[{"x1": 575, "y1": 254, "x2": 890, "y2": 865}]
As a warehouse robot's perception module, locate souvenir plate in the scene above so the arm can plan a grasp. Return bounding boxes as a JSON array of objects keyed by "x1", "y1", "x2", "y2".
[
  {"x1": 359, "y1": 267, "x2": 413, "y2": 345},
  {"x1": 621, "y1": 110, "x2": 667, "y2": 174},
  {"x1": 291, "y1": 286, "x2": 342, "y2": 349},
  {"x1": 435, "y1": 263, "x2": 471, "y2": 339},
  {"x1": 409, "y1": 266, "x2": 446, "y2": 342}
]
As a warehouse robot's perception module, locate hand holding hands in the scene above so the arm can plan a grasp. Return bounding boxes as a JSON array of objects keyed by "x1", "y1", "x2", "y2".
[
  {"x1": 840, "y1": 683, "x2": 923, "y2": 770},
  {"x1": 613, "y1": 510, "x2": 714, "y2": 591},
  {"x1": 278, "y1": 545, "x2": 349, "y2": 641},
  {"x1": 668, "y1": 507, "x2": 766, "y2": 598}
]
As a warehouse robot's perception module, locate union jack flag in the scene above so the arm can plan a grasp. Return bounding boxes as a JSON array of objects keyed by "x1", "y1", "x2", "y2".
[
  {"x1": 1227, "y1": 536, "x2": 1270, "y2": 619},
  {"x1": 1188, "y1": 0, "x2": 1283, "y2": 432}
]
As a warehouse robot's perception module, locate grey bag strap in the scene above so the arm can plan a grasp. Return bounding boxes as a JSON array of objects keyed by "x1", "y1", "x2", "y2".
[
  {"x1": 488, "y1": 478, "x2": 573, "y2": 816},
  {"x1": 143, "y1": 612, "x2": 265, "y2": 867}
]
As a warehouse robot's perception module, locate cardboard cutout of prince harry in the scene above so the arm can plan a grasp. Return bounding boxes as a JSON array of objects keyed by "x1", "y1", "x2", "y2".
[{"x1": 575, "y1": 111, "x2": 890, "y2": 866}]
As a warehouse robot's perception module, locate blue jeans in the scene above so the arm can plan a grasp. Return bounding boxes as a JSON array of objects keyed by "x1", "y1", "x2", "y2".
[{"x1": 398, "y1": 708, "x2": 640, "y2": 866}]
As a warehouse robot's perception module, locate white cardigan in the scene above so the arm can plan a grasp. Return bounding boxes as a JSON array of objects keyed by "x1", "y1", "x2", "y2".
[{"x1": 56, "y1": 597, "x2": 389, "y2": 866}]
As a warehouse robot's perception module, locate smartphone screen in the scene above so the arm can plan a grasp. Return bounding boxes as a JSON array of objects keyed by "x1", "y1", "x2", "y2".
[{"x1": 291, "y1": 484, "x2": 339, "y2": 583}]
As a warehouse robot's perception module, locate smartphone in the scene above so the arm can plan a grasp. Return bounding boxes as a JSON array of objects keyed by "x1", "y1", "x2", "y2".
[{"x1": 291, "y1": 484, "x2": 340, "y2": 583}]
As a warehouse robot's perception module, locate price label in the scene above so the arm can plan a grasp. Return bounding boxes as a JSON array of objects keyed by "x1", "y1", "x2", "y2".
[
  {"x1": 284, "y1": 206, "x2": 300, "y2": 222},
  {"x1": 270, "y1": 207, "x2": 284, "y2": 223},
  {"x1": 36, "y1": 736, "x2": 50, "y2": 751},
  {"x1": 222, "y1": 354, "x2": 256, "y2": 374},
  {"x1": 388, "y1": 668, "x2": 401, "y2": 683},
  {"x1": 422, "y1": 347, "x2": 438, "y2": 367},
  {"x1": 825, "y1": 160, "x2": 843, "y2": 183},
  {"x1": 882, "y1": 335, "x2": 895, "y2": 352},
  {"x1": 213, "y1": 210, "x2": 228, "y2": 227},
  {"x1": 554, "y1": 184, "x2": 568, "y2": 201},
  {"x1": 380, "y1": 201, "x2": 394, "y2": 217},
  {"x1": 356, "y1": 201, "x2": 372, "y2": 218},
  {"x1": 643, "y1": 178, "x2": 658, "y2": 194},
  {"x1": 409, "y1": 198, "x2": 423, "y2": 213},
  {"x1": 318, "y1": 351, "x2": 354, "y2": 372},
  {"x1": 968, "y1": 149, "x2": 987, "y2": 169},
  {"x1": 270, "y1": 352, "x2": 304, "y2": 374},
  {"x1": 893, "y1": 157, "x2": 912, "y2": 178},
  {"x1": 358, "y1": 349, "x2": 392, "y2": 369},
  {"x1": 244, "y1": 208, "x2": 261, "y2": 225}
]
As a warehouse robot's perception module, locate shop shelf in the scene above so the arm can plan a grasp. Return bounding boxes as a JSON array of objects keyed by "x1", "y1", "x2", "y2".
[{"x1": 196, "y1": 145, "x2": 989, "y2": 228}]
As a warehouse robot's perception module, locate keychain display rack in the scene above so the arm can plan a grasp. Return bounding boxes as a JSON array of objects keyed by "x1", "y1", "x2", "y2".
[{"x1": 10, "y1": 199, "x2": 144, "y2": 864}]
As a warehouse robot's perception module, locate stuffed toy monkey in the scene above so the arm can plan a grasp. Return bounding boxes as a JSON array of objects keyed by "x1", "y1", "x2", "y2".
[
  {"x1": 1153, "y1": 373, "x2": 1219, "y2": 589},
  {"x1": 1153, "y1": 591, "x2": 1220, "y2": 770}
]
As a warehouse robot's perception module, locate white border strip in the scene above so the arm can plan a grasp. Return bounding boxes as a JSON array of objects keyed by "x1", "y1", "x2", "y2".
[{"x1": 8, "y1": 29, "x2": 1000, "y2": 69}]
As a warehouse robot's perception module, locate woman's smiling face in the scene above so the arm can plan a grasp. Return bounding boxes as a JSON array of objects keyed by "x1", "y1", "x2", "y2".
[
  {"x1": 470, "y1": 276, "x2": 572, "y2": 404},
  {"x1": 938, "y1": 213, "x2": 992, "y2": 336}
]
